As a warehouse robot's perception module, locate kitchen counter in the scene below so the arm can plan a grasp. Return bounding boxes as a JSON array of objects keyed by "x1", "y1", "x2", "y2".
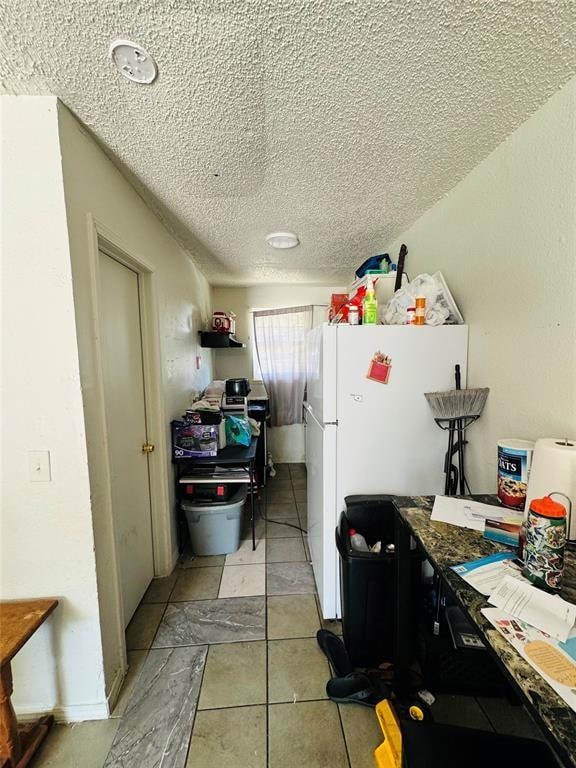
[{"x1": 394, "y1": 494, "x2": 576, "y2": 767}]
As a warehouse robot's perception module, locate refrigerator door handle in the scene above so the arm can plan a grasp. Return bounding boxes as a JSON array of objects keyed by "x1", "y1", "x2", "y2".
[{"x1": 304, "y1": 400, "x2": 337, "y2": 426}]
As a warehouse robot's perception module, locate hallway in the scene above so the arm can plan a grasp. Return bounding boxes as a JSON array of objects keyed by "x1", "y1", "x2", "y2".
[{"x1": 33, "y1": 463, "x2": 381, "y2": 768}]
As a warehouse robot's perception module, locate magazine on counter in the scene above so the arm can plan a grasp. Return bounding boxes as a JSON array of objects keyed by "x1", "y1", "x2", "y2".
[{"x1": 482, "y1": 607, "x2": 576, "y2": 713}]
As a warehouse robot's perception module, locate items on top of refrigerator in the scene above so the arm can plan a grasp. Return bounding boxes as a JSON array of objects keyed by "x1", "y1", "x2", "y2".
[
  {"x1": 355, "y1": 253, "x2": 393, "y2": 278},
  {"x1": 382, "y1": 272, "x2": 463, "y2": 325},
  {"x1": 362, "y1": 279, "x2": 378, "y2": 325},
  {"x1": 329, "y1": 293, "x2": 349, "y2": 322},
  {"x1": 330, "y1": 284, "x2": 369, "y2": 324}
]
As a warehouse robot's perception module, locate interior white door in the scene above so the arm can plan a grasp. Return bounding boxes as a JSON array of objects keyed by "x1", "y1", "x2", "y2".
[{"x1": 99, "y1": 250, "x2": 154, "y2": 627}]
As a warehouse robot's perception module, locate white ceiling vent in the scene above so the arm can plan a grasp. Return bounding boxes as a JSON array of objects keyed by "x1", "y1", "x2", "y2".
[{"x1": 109, "y1": 40, "x2": 157, "y2": 84}]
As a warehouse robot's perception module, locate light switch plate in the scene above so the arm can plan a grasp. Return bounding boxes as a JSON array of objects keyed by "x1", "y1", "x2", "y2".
[{"x1": 28, "y1": 450, "x2": 52, "y2": 482}]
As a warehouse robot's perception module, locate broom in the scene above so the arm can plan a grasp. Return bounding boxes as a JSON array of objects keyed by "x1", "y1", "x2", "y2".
[{"x1": 425, "y1": 366, "x2": 489, "y2": 495}]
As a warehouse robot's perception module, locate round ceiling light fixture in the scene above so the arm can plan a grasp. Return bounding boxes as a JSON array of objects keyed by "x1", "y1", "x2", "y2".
[
  {"x1": 109, "y1": 40, "x2": 158, "y2": 84},
  {"x1": 265, "y1": 232, "x2": 300, "y2": 249}
]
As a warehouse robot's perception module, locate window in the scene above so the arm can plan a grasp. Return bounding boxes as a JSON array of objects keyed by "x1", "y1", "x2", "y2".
[{"x1": 252, "y1": 306, "x2": 313, "y2": 426}]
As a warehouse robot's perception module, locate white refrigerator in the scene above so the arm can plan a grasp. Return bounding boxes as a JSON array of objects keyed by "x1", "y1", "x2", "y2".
[{"x1": 304, "y1": 323, "x2": 469, "y2": 619}]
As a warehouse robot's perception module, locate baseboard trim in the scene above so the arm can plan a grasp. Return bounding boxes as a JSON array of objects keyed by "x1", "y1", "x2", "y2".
[
  {"x1": 16, "y1": 701, "x2": 109, "y2": 723},
  {"x1": 106, "y1": 664, "x2": 126, "y2": 716}
]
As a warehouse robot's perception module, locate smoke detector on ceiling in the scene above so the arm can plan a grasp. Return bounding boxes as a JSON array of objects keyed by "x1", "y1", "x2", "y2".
[
  {"x1": 109, "y1": 40, "x2": 158, "y2": 84},
  {"x1": 265, "y1": 232, "x2": 300, "y2": 249}
]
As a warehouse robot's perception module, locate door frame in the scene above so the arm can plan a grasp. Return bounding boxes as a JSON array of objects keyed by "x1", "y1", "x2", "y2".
[{"x1": 85, "y1": 215, "x2": 172, "y2": 707}]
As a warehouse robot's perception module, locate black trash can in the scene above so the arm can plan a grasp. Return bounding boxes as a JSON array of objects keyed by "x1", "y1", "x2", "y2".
[{"x1": 336, "y1": 495, "x2": 398, "y2": 668}]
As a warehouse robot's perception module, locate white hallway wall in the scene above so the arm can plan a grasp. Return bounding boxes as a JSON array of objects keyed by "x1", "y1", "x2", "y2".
[
  {"x1": 1, "y1": 96, "x2": 104, "y2": 720},
  {"x1": 387, "y1": 78, "x2": 576, "y2": 492},
  {"x1": 1, "y1": 96, "x2": 214, "y2": 719},
  {"x1": 212, "y1": 285, "x2": 344, "y2": 462},
  {"x1": 58, "y1": 102, "x2": 214, "y2": 712}
]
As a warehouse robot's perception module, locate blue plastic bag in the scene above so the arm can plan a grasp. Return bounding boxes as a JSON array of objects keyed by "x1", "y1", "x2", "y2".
[
  {"x1": 225, "y1": 415, "x2": 251, "y2": 447},
  {"x1": 355, "y1": 254, "x2": 389, "y2": 279}
]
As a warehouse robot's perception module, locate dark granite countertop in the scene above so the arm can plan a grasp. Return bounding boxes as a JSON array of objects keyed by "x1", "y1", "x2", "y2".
[{"x1": 394, "y1": 494, "x2": 576, "y2": 768}]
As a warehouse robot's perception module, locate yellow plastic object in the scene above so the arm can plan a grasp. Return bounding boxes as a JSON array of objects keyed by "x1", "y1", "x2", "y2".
[{"x1": 374, "y1": 700, "x2": 402, "y2": 768}]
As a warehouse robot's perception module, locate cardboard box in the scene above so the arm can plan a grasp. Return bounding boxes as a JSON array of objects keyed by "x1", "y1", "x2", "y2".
[{"x1": 172, "y1": 421, "x2": 219, "y2": 458}]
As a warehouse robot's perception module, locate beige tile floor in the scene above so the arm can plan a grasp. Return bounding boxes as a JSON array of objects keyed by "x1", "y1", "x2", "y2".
[{"x1": 32, "y1": 462, "x2": 536, "y2": 768}]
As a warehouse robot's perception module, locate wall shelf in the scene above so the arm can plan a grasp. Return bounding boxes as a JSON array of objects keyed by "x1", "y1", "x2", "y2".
[{"x1": 199, "y1": 331, "x2": 246, "y2": 349}]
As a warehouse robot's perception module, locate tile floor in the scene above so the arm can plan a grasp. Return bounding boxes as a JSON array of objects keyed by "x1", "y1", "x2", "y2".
[{"x1": 33, "y1": 462, "x2": 541, "y2": 768}]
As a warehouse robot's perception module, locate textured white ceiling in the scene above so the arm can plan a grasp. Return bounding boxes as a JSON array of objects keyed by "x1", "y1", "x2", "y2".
[{"x1": 1, "y1": 1, "x2": 575, "y2": 285}]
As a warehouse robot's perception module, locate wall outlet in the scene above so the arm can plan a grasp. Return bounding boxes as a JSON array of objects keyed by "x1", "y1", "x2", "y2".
[{"x1": 28, "y1": 450, "x2": 52, "y2": 482}]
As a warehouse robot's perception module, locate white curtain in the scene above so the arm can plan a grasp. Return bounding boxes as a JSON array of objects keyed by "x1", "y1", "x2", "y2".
[{"x1": 253, "y1": 305, "x2": 313, "y2": 427}]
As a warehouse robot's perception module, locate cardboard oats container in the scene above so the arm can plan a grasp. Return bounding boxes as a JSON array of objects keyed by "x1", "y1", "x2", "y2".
[{"x1": 497, "y1": 439, "x2": 535, "y2": 510}]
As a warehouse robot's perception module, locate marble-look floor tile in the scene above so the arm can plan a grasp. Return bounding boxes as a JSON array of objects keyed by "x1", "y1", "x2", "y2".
[
  {"x1": 264, "y1": 502, "x2": 298, "y2": 519},
  {"x1": 170, "y1": 567, "x2": 222, "y2": 601},
  {"x1": 143, "y1": 572, "x2": 179, "y2": 603},
  {"x1": 180, "y1": 553, "x2": 225, "y2": 569},
  {"x1": 198, "y1": 641, "x2": 266, "y2": 709},
  {"x1": 269, "y1": 701, "x2": 348, "y2": 768},
  {"x1": 126, "y1": 603, "x2": 165, "y2": 650},
  {"x1": 266, "y1": 518, "x2": 302, "y2": 538},
  {"x1": 218, "y1": 564, "x2": 265, "y2": 598},
  {"x1": 267, "y1": 563, "x2": 316, "y2": 595},
  {"x1": 266, "y1": 476, "x2": 293, "y2": 489},
  {"x1": 266, "y1": 489, "x2": 296, "y2": 505},
  {"x1": 271, "y1": 463, "x2": 290, "y2": 476},
  {"x1": 187, "y1": 706, "x2": 266, "y2": 768},
  {"x1": 104, "y1": 646, "x2": 207, "y2": 768},
  {"x1": 225, "y1": 537, "x2": 266, "y2": 565},
  {"x1": 153, "y1": 597, "x2": 266, "y2": 647},
  {"x1": 268, "y1": 638, "x2": 330, "y2": 703},
  {"x1": 111, "y1": 650, "x2": 147, "y2": 717},
  {"x1": 267, "y1": 537, "x2": 306, "y2": 563},
  {"x1": 241, "y1": 514, "x2": 265, "y2": 540},
  {"x1": 267, "y1": 595, "x2": 320, "y2": 640},
  {"x1": 34, "y1": 720, "x2": 119, "y2": 768},
  {"x1": 339, "y1": 703, "x2": 384, "y2": 768}
]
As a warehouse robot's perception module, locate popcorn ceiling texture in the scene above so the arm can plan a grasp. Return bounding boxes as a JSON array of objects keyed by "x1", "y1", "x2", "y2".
[{"x1": 1, "y1": 0, "x2": 574, "y2": 285}]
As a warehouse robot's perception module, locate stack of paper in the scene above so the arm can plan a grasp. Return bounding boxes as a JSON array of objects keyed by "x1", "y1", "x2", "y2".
[
  {"x1": 488, "y1": 575, "x2": 576, "y2": 643},
  {"x1": 431, "y1": 496, "x2": 509, "y2": 532},
  {"x1": 483, "y1": 606, "x2": 576, "y2": 713},
  {"x1": 451, "y1": 552, "x2": 524, "y2": 596}
]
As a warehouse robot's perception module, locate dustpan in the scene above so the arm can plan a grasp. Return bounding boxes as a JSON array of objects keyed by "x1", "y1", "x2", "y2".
[{"x1": 374, "y1": 700, "x2": 403, "y2": 768}]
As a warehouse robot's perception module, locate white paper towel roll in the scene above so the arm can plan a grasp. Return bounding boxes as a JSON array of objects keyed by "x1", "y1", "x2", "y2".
[{"x1": 525, "y1": 438, "x2": 576, "y2": 540}]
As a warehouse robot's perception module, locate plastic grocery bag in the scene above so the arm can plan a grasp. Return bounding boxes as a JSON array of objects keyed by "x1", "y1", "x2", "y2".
[
  {"x1": 225, "y1": 415, "x2": 251, "y2": 447},
  {"x1": 380, "y1": 272, "x2": 455, "y2": 326}
]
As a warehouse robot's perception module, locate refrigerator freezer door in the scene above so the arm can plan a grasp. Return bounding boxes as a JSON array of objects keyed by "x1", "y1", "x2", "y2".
[
  {"x1": 305, "y1": 405, "x2": 338, "y2": 618},
  {"x1": 306, "y1": 324, "x2": 337, "y2": 425},
  {"x1": 336, "y1": 325, "x2": 469, "y2": 498}
]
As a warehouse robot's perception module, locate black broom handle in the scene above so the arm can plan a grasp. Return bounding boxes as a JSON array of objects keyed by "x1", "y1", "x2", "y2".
[
  {"x1": 445, "y1": 422, "x2": 455, "y2": 495},
  {"x1": 394, "y1": 244, "x2": 407, "y2": 292},
  {"x1": 455, "y1": 365, "x2": 466, "y2": 494}
]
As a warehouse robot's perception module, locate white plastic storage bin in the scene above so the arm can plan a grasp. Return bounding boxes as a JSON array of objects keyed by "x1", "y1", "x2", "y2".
[{"x1": 182, "y1": 484, "x2": 247, "y2": 556}]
